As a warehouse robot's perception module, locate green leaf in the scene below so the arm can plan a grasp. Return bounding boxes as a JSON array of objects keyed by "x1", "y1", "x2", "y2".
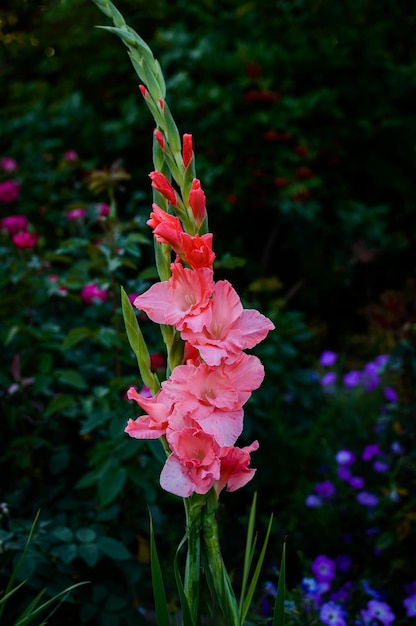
[
  {"x1": 76, "y1": 528, "x2": 97, "y2": 543},
  {"x1": 45, "y1": 394, "x2": 76, "y2": 417},
  {"x1": 56, "y1": 369, "x2": 87, "y2": 390},
  {"x1": 272, "y1": 538, "x2": 286, "y2": 626},
  {"x1": 120, "y1": 285, "x2": 159, "y2": 394},
  {"x1": 53, "y1": 526, "x2": 74, "y2": 543},
  {"x1": 61, "y1": 327, "x2": 93, "y2": 349},
  {"x1": 98, "y1": 536, "x2": 131, "y2": 561},
  {"x1": 78, "y1": 543, "x2": 100, "y2": 568},
  {"x1": 149, "y1": 514, "x2": 170, "y2": 626},
  {"x1": 98, "y1": 464, "x2": 126, "y2": 507}
]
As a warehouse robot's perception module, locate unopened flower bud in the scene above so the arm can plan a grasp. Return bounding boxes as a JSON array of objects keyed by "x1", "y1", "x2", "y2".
[{"x1": 188, "y1": 178, "x2": 206, "y2": 227}]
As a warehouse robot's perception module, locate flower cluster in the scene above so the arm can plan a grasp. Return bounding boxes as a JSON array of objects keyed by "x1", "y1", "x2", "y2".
[{"x1": 125, "y1": 169, "x2": 274, "y2": 497}]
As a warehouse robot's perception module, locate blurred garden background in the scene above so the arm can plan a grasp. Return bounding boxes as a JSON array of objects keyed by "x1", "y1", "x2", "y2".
[{"x1": 1, "y1": 0, "x2": 415, "y2": 623}]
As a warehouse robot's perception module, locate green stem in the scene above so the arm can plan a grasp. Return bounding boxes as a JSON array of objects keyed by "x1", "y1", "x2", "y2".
[
  {"x1": 183, "y1": 494, "x2": 206, "y2": 624},
  {"x1": 201, "y1": 490, "x2": 239, "y2": 626}
]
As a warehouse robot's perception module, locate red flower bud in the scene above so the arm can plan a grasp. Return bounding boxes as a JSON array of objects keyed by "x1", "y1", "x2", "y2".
[
  {"x1": 154, "y1": 129, "x2": 165, "y2": 150},
  {"x1": 182, "y1": 133, "x2": 193, "y2": 168},
  {"x1": 188, "y1": 178, "x2": 206, "y2": 228},
  {"x1": 149, "y1": 171, "x2": 178, "y2": 207}
]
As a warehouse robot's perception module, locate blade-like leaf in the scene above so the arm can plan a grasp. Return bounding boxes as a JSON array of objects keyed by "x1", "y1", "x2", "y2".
[
  {"x1": 240, "y1": 513, "x2": 274, "y2": 625},
  {"x1": 149, "y1": 514, "x2": 170, "y2": 626},
  {"x1": 272, "y1": 537, "x2": 286, "y2": 626},
  {"x1": 120, "y1": 286, "x2": 159, "y2": 395},
  {"x1": 239, "y1": 492, "x2": 257, "y2": 617},
  {"x1": 174, "y1": 534, "x2": 195, "y2": 626}
]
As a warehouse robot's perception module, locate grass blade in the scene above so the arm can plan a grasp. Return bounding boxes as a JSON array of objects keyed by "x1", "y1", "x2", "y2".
[
  {"x1": 272, "y1": 537, "x2": 286, "y2": 626},
  {"x1": 149, "y1": 513, "x2": 170, "y2": 626}
]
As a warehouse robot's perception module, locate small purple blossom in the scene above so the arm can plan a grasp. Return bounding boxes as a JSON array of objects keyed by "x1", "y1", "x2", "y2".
[
  {"x1": 343, "y1": 370, "x2": 361, "y2": 387},
  {"x1": 335, "y1": 449, "x2": 355, "y2": 465},
  {"x1": 321, "y1": 372, "x2": 337, "y2": 387},
  {"x1": 404, "y1": 593, "x2": 416, "y2": 617},
  {"x1": 357, "y1": 491, "x2": 379, "y2": 507},
  {"x1": 311, "y1": 555, "x2": 336, "y2": 583},
  {"x1": 335, "y1": 554, "x2": 352, "y2": 574},
  {"x1": 305, "y1": 494, "x2": 322, "y2": 508},
  {"x1": 314, "y1": 480, "x2": 336, "y2": 499},
  {"x1": 373, "y1": 460, "x2": 389, "y2": 473},
  {"x1": 391, "y1": 441, "x2": 404, "y2": 455},
  {"x1": 383, "y1": 386, "x2": 398, "y2": 403},
  {"x1": 348, "y1": 476, "x2": 365, "y2": 490},
  {"x1": 373, "y1": 354, "x2": 389, "y2": 370},
  {"x1": 337, "y1": 465, "x2": 352, "y2": 481},
  {"x1": 362, "y1": 444, "x2": 380, "y2": 461},
  {"x1": 320, "y1": 350, "x2": 338, "y2": 367},
  {"x1": 320, "y1": 601, "x2": 346, "y2": 626},
  {"x1": 361, "y1": 599, "x2": 395, "y2": 625}
]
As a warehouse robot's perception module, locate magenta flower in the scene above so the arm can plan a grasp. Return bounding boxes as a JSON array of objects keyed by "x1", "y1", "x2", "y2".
[
  {"x1": 12, "y1": 231, "x2": 38, "y2": 249},
  {"x1": 403, "y1": 593, "x2": 416, "y2": 617},
  {"x1": 1, "y1": 215, "x2": 28, "y2": 235},
  {"x1": 1, "y1": 157, "x2": 18, "y2": 172},
  {"x1": 80, "y1": 283, "x2": 108, "y2": 304},
  {"x1": 319, "y1": 350, "x2": 337, "y2": 367},
  {"x1": 97, "y1": 202, "x2": 111, "y2": 217},
  {"x1": 64, "y1": 149, "x2": 79, "y2": 161},
  {"x1": 361, "y1": 599, "x2": 395, "y2": 625},
  {"x1": 0, "y1": 180, "x2": 20, "y2": 203},
  {"x1": 311, "y1": 555, "x2": 336, "y2": 583},
  {"x1": 65, "y1": 207, "x2": 86, "y2": 220}
]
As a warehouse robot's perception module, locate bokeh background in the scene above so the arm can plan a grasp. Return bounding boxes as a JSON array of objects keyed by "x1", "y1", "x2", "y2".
[{"x1": 1, "y1": 1, "x2": 415, "y2": 624}]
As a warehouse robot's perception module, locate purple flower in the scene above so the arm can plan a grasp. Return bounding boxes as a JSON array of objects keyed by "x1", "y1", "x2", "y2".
[
  {"x1": 1, "y1": 214, "x2": 28, "y2": 235},
  {"x1": 373, "y1": 354, "x2": 389, "y2": 370},
  {"x1": 348, "y1": 476, "x2": 365, "y2": 490},
  {"x1": 362, "y1": 581, "x2": 382, "y2": 599},
  {"x1": 361, "y1": 367, "x2": 380, "y2": 391},
  {"x1": 403, "y1": 593, "x2": 416, "y2": 617},
  {"x1": 362, "y1": 444, "x2": 380, "y2": 461},
  {"x1": 361, "y1": 600, "x2": 395, "y2": 625},
  {"x1": 66, "y1": 207, "x2": 86, "y2": 220},
  {"x1": 320, "y1": 601, "x2": 346, "y2": 626},
  {"x1": 391, "y1": 441, "x2": 404, "y2": 455},
  {"x1": 373, "y1": 460, "x2": 389, "y2": 473},
  {"x1": 305, "y1": 494, "x2": 323, "y2": 508},
  {"x1": 321, "y1": 372, "x2": 337, "y2": 387},
  {"x1": 335, "y1": 449, "x2": 355, "y2": 465},
  {"x1": 357, "y1": 491, "x2": 379, "y2": 507},
  {"x1": 337, "y1": 465, "x2": 352, "y2": 481},
  {"x1": 314, "y1": 480, "x2": 336, "y2": 499},
  {"x1": 335, "y1": 555, "x2": 352, "y2": 574},
  {"x1": 311, "y1": 555, "x2": 336, "y2": 583},
  {"x1": 343, "y1": 370, "x2": 361, "y2": 387},
  {"x1": 1, "y1": 157, "x2": 18, "y2": 172},
  {"x1": 383, "y1": 387, "x2": 398, "y2": 403},
  {"x1": 320, "y1": 350, "x2": 338, "y2": 367},
  {"x1": 330, "y1": 581, "x2": 353, "y2": 604}
]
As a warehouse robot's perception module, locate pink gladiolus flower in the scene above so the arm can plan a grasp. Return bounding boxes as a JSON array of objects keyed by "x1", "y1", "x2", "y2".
[
  {"x1": 148, "y1": 203, "x2": 184, "y2": 247},
  {"x1": 163, "y1": 353, "x2": 265, "y2": 446},
  {"x1": 12, "y1": 231, "x2": 38, "y2": 249},
  {"x1": 1, "y1": 157, "x2": 18, "y2": 172},
  {"x1": 182, "y1": 133, "x2": 193, "y2": 168},
  {"x1": 133, "y1": 262, "x2": 215, "y2": 332},
  {"x1": 188, "y1": 178, "x2": 206, "y2": 228},
  {"x1": 214, "y1": 441, "x2": 259, "y2": 494},
  {"x1": 80, "y1": 283, "x2": 108, "y2": 304},
  {"x1": 181, "y1": 280, "x2": 275, "y2": 365},
  {"x1": 0, "y1": 180, "x2": 20, "y2": 203},
  {"x1": 161, "y1": 427, "x2": 221, "y2": 497},
  {"x1": 125, "y1": 386, "x2": 172, "y2": 439},
  {"x1": 66, "y1": 207, "x2": 86, "y2": 220},
  {"x1": 1, "y1": 215, "x2": 28, "y2": 235},
  {"x1": 149, "y1": 171, "x2": 178, "y2": 207}
]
